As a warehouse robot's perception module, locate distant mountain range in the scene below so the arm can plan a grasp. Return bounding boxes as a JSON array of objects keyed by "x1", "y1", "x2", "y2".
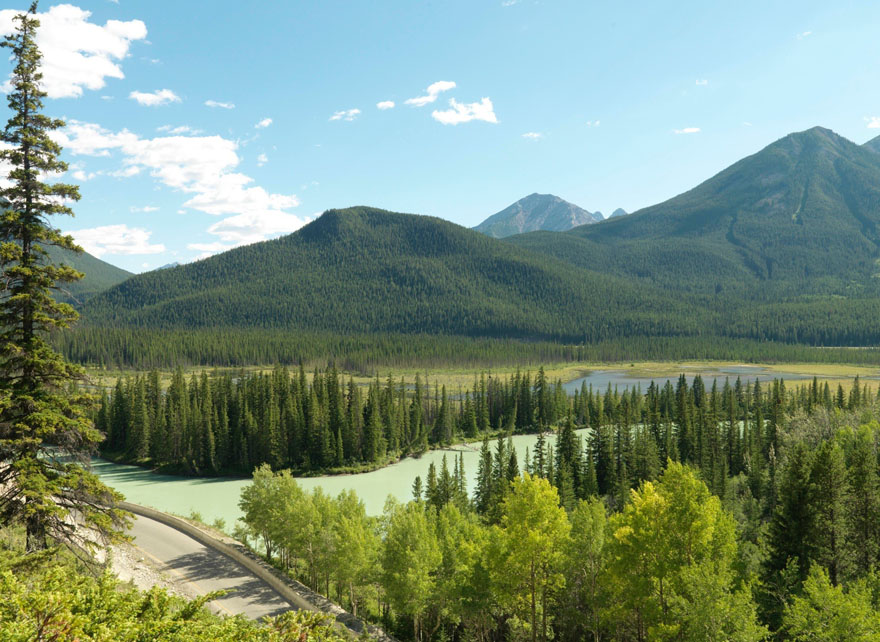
[
  {"x1": 510, "y1": 126, "x2": 880, "y2": 298},
  {"x1": 474, "y1": 193, "x2": 603, "y2": 237},
  {"x1": 66, "y1": 126, "x2": 880, "y2": 362}
]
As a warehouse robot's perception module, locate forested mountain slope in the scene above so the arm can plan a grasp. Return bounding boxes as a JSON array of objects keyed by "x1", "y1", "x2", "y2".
[
  {"x1": 45, "y1": 245, "x2": 131, "y2": 303},
  {"x1": 474, "y1": 193, "x2": 602, "y2": 238},
  {"x1": 509, "y1": 127, "x2": 880, "y2": 297},
  {"x1": 80, "y1": 207, "x2": 698, "y2": 343},
  {"x1": 865, "y1": 133, "x2": 880, "y2": 155},
  {"x1": 69, "y1": 129, "x2": 880, "y2": 367}
]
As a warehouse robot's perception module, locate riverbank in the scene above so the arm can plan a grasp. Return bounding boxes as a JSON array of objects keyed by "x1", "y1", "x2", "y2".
[{"x1": 86, "y1": 359, "x2": 880, "y2": 393}]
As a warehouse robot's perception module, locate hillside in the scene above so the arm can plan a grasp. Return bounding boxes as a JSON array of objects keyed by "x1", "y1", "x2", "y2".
[
  {"x1": 865, "y1": 133, "x2": 880, "y2": 155},
  {"x1": 474, "y1": 193, "x2": 602, "y2": 238},
  {"x1": 509, "y1": 127, "x2": 880, "y2": 297},
  {"x1": 80, "y1": 206, "x2": 697, "y2": 343},
  {"x1": 45, "y1": 245, "x2": 131, "y2": 303}
]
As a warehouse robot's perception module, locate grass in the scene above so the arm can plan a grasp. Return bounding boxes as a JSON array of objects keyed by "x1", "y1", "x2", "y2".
[{"x1": 85, "y1": 359, "x2": 880, "y2": 395}]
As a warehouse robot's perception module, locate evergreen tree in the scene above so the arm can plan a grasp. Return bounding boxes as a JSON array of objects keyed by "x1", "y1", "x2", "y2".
[
  {"x1": 761, "y1": 441, "x2": 816, "y2": 629},
  {"x1": 847, "y1": 427, "x2": 880, "y2": 575},
  {"x1": 811, "y1": 440, "x2": 850, "y2": 585},
  {"x1": 0, "y1": 3, "x2": 126, "y2": 553},
  {"x1": 474, "y1": 435, "x2": 493, "y2": 515}
]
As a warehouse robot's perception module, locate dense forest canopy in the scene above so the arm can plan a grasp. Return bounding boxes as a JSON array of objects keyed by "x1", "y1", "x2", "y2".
[{"x1": 232, "y1": 370, "x2": 880, "y2": 641}]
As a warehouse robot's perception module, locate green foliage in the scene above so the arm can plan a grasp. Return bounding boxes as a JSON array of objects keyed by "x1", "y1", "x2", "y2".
[
  {"x1": 604, "y1": 461, "x2": 766, "y2": 641},
  {"x1": 382, "y1": 500, "x2": 442, "y2": 642},
  {"x1": 489, "y1": 473, "x2": 570, "y2": 642},
  {"x1": 783, "y1": 566, "x2": 880, "y2": 642},
  {"x1": 0, "y1": 548, "x2": 345, "y2": 641}
]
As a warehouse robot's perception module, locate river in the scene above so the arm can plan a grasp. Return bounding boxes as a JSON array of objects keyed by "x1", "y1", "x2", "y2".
[
  {"x1": 562, "y1": 365, "x2": 817, "y2": 394},
  {"x1": 93, "y1": 429, "x2": 588, "y2": 525}
]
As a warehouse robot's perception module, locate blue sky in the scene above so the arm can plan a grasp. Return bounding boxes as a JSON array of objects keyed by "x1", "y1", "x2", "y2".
[{"x1": 2, "y1": 0, "x2": 880, "y2": 272}]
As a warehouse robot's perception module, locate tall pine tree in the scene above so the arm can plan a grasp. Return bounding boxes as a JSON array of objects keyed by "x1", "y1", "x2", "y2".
[{"x1": 0, "y1": 2, "x2": 127, "y2": 553}]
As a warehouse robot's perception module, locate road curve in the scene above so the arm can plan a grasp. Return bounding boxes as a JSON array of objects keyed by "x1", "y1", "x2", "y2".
[{"x1": 129, "y1": 513, "x2": 294, "y2": 620}]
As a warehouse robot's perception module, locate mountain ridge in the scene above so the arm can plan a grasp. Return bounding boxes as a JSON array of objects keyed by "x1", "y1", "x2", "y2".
[
  {"x1": 474, "y1": 193, "x2": 602, "y2": 237},
  {"x1": 508, "y1": 126, "x2": 880, "y2": 296},
  {"x1": 81, "y1": 206, "x2": 694, "y2": 343}
]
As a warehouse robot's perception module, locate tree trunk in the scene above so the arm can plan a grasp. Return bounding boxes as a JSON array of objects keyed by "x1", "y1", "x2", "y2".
[
  {"x1": 530, "y1": 561, "x2": 537, "y2": 642},
  {"x1": 25, "y1": 507, "x2": 46, "y2": 553},
  {"x1": 541, "y1": 583, "x2": 547, "y2": 642}
]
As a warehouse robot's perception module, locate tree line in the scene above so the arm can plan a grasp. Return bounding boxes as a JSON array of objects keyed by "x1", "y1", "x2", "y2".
[
  {"x1": 98, "y1": 365, "x2": 575, "y2": 475},
  {"x1": 58, "y1": 325, "x2": 880, "y2": 371}
]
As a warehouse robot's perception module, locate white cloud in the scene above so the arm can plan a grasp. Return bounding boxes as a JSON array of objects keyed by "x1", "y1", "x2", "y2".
[
  {"x1": 188, "y1": 241, "x2": 231, "y2": 253},
  {"x1": 69, "y1": 224, "x2": 165, "y2": 257},
  {"x1": 55, "y1": 120, "x2": 307, "y2": 244},
  {"x1": 206, "y1": 210, "x2": 307, "y2": 244},
  {"x1": 109, "y1": 165, "x2": 141, "y2": 178},
  {"x1": 405, "y1": 80, "x2": 456, "y2": 107},
  {"x1": 743, "y1": 121, "x2": 753, "y2": 127},
  {"x1": 157, "y1": 125, "x2": 202, "y2": 135},
  {"x1": 72, "y1": 169, "x2": 96, "y2": 181},
  {"x1": 255, "y1": 117, "x2": 273, "y2": 128},
  {"x1": 0, "y1": 5, "x2": 146, "y2": 98},
  {"x1": 376, "y1": 100, "x2": 395, "y2": 110},
  {"x1": 865, "y1": 116, "x2": 880, "y2": 129},
  {"x1": 695, "y1": 79, "x2": 708, "y2": 86},
  {"x1": 130, "y1": 205, "x2": 158, "y2": 213},
  {"x1": 674, "y1": 127, "x2": 701, "y2": 134},
  {"x1": 256, "y1": 153, "x2": 268, "y2": 166},
  {"x1": 205, "y1": 99, "x2": 235, "y2": 109},
  {"x1": 522, "y1": 132, "x2": 542, "y2": 140},
  {"x1": 329, "y1": 108, "x2": 361, "y2": 121},
  {"x1": 502, "y1": 0, "x2": 519, "y2": 6},
  {"x1": 586, "y1": 120, "x2": 600, "y2": 128},
  {"x1": 432, "y1": 97, "x2": 498, "y2": 125},
  {"x1": 53, "y1": 120, "x2": 139, "y2": 156},
  {"x1": 130, "y1": 88, "x2": 180, "y2": 106},
  {"x1": 797, "y1": 30, "x2": 813, "y2": 39}
]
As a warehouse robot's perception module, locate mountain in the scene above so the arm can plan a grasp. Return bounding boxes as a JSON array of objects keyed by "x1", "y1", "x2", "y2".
[
  {"x1": 44, "y1": 245, "x2": 132, "y2": 303},
  {"x1": 865, "y1": 134, "x2": 880, "y2": 155},
  {"x1": 474, "y1": 193, "x2": 602, "y2": 238},
  {"x1": 80, "y1": 206, "x2": 695, "y2": 343},
  {"x1": 509, "y1": 127, "x2": 880, "y2": 296},
  {"x1": 609, "y1": 208, "x2": 628, "y2": 218}
]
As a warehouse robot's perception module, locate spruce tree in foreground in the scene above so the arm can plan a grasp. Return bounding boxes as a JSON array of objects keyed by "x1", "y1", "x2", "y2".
[{"x1": 0, "y1": 2, "x2": 127, "y2": 553}]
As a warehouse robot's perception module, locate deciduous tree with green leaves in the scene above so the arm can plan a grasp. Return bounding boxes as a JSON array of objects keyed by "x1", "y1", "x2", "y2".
[
  {"x1": 604, "y1": 461, "x2": 766, "y2": 641},
  {"x1": 0, "y1": 2, "x2": 127, "y2": 554},
  {"x1": 489, "y1": 473, "x2": 570, "y2": 642},
  {"x1": 381, "y1": 499, "x2": 441, "y2": 642}
]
